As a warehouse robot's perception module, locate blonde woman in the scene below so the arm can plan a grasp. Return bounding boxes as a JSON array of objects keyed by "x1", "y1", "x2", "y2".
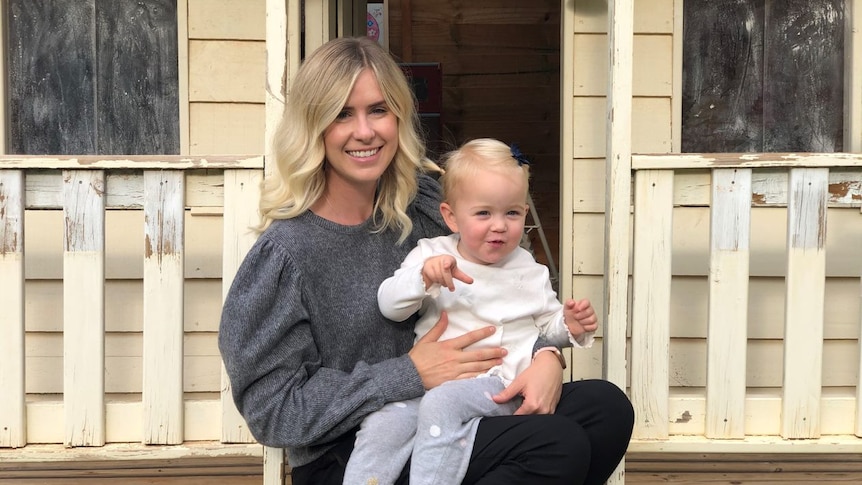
[{"x1": 218, "y1": 37, "x2": 633, "y2": 485}]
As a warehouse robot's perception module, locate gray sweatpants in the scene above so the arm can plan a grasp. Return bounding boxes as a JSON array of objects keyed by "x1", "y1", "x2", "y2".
[{"x1": 343, "y1": 376, "x2": 521, "y2": 485}]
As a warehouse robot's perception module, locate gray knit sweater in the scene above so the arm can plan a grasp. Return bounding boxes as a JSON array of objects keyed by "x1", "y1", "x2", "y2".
[{"x1": 218, "y1": 175, "x2": 449, "y2": 467}]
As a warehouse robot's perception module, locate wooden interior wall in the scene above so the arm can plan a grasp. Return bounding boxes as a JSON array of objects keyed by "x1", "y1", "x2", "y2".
[{"x1": 386, "y1": 0, "x2": 562, "y2": 268}]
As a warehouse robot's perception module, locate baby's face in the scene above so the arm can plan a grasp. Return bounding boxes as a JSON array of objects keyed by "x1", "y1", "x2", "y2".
[{"x1": 442, "y1": 169, "x2": 528, "y2": 265}]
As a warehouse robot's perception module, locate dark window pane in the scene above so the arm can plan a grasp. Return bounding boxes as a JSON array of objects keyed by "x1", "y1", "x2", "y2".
[
  {"x1": 7, "y1": 0, "x2": 179, "y2": 155},
  {"x1": 96, "y1": 0, "x2": 179, "y2": 154},
  {"x1": 8, "y1": 1, "x2": 97, "y2": 154},
  {"x1": 682, "y1": 0, "x2": 844, "y2": 153},
  {"x1": 763, "y1": 0, "x2": 843, "y2": 151},
  {"x1": 683, "y1": 0, "x2": 765, "y2": 152}
]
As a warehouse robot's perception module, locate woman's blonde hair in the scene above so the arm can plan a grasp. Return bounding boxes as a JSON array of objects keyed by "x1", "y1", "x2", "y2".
[
  {"x1": 440, "y1": 138, "x2": 531, "y2": 202},
  {"x1": 258, "y1": 36, "x2": 440, "y2": 242}
]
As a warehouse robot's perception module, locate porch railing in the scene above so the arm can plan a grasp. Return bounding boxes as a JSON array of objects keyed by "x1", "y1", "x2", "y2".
[
  {"x1": 625, "y1": 153, "x2": 862, "y2": 451},
  {"x1": 3, "y1": 153, "x2": 862, "y2": 484},
  {"x1": 0, "y1": 156, "x2": 263, "y2": 459}
]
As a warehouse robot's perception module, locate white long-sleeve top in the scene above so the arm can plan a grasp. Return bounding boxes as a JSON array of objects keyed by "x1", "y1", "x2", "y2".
[{"x1": 378, "y1": 234, "x2": 594, "y2": 385}]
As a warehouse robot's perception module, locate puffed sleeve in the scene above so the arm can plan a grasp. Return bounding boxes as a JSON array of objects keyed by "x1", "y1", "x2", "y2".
[{"x1": 218, "y1": 238, "x2": 424, "y2": 448}]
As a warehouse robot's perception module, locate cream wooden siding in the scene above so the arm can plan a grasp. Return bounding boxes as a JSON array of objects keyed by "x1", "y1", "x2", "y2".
[{"x1": 188, "y1": 0, "x2": 267, "y2": 155}]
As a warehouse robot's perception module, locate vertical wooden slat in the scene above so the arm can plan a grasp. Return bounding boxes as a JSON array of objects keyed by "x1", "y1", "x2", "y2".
[
  {"x1": 603, "y1": 0, "x2": 634, "y2": 393},
  {"x1": 0, "y1": 170, "x2": 26, "y2": 448},
  {"x1": 264, "y1": 445, "x2": 287, "y2": 485},
  {"x1": 781, "y1": 168, "x2": 828, "y2": 439},
  {"x1": 63, "y1": 170, "x2": 106, "y2": 447},
  {"x1": 604, "y1": 0, "x2": 634, "y2": 477},
  {"x1": 142, "y1": 170, "x2": 185, "y2": 445},
  {"x1": 221, "y1": 169, "x2": 262, "y2": 444},
  {"x1": 630, "y1": 169, "x2": 673, "y2": 440},
  {"x1": 706, "y1": 168, "x2": 752, "y2": 439},
  {"x1": 265, "y1": 0, "x2": 301, "y2": 179}
]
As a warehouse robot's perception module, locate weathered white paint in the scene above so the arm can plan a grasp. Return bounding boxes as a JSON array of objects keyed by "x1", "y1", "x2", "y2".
[
  {"x1": 265, "y1": 0, "x2": 301, "y2": 181},
  {"x1": 706, "y1": 169, "x2": 751, "y2": 439},
  {"x1": 633, "y1": 153, "x2": 862, "y2": 170},
  {"x1": 0, "y1": 441, "x2": 262, "y2": 463},
  {"x1": 0, "y1": 170, "x2": 26, "y2": 448},
  {"x1": 264, "y1": 445, "x2": 286, "y2": 485},
  {"x1": 782, "y1": 168, "x2": 828, "y2": 439},
  {"x1": 628, "y1": 435, "x2": 862, "y2": 454},
  {"x1": 603, "y1": 0, "x2": 634, "y2": 394},
  {"x1": 63, "y1": 170, "x2": 106, "y2": 447},
  {"x1": 24, "y1": 171, "x2": 228, "y2": 210},
  {"x1": 661, "y1": 387, "x2": 860, "y2": 437},
  {"x1": 26, "y1": 396, "x2": 226, "y2": 444},
  {"x1": 142, "y1": 171, "x2": 185, "y2": 445},
  {"x1": 221, "y1": 169, "x2": 262, "y2": 444},
  {"x1": 631, "y1": 170, "x2": 673, "y2": 440},
  {"x1": 604, "y1": 9, "x2": 633, "y2": 484},
  {"x1": 0, "y1": 155, "x2": 264, "y2": 170}
]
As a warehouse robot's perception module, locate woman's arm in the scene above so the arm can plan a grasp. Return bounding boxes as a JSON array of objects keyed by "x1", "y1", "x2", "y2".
[{"x1": 218, "y1": 239, "x2": 425, "y2": 448}]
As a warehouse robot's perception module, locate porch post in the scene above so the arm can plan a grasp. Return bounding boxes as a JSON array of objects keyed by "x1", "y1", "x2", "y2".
[{"x1": 604, "y1": 0, "x2": 633, "y2": 483}]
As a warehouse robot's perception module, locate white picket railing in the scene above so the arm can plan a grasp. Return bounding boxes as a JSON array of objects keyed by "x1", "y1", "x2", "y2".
[
  {"x1": 625, "y1": 153, "x2": 862, "y2": 452},
  {"x1": 0, "y1": 156, "x2": 263, "y2": 462},
  {"x1": 3, "y1": 153, "x2": 862, "y2": 484}
]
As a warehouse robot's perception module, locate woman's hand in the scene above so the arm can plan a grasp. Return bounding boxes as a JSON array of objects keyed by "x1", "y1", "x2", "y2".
[
  {"x1": 409, "y1": 312, "x2": 506, "y2": 389},
  {"x1": 492, "y1": 350, "x2": 563, "y2": 415}
]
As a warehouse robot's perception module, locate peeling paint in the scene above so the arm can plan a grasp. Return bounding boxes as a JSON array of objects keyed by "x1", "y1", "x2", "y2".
[
  {"x1": 829, "y1": 181, "x2": 851, "y2": 198},
  {"x1": 675, "y1": 411, "x2": 692, "y2": 423}
]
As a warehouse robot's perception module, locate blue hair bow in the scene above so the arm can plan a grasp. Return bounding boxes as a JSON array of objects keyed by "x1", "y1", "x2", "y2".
[{"x1": 510, "y1": 144, "x2": 530, "y2": 166}]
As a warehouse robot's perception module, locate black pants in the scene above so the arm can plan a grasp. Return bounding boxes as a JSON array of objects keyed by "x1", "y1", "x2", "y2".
[{"x1": 292, "y1": 379, "x2": 634, "y2": 485}]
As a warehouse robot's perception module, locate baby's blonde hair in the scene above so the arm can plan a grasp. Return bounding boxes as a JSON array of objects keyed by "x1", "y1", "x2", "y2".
[
  {"x1": 439, "y1": 138, "x2": 531, "y2": 203},
  {"x1": 258, "y1": 36, "x2": 441, "y2": 242}
]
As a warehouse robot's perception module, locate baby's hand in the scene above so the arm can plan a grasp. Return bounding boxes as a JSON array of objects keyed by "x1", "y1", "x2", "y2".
[
  {"x1": 564, "y1": 298, "x2": 598, "y2": 341},
  {"x1": 422, "y1": 255, "x2": 474, "y2": 291}
]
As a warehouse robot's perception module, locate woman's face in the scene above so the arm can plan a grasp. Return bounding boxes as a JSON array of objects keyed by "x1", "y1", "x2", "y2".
[{"x1": 322, "y1": 68, "x2": 399, "y2": 194}]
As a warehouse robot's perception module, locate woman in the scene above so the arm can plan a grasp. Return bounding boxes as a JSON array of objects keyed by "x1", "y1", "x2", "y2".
[{"x1": 218, "y1": 36, "x2": 633, "y2": 484}]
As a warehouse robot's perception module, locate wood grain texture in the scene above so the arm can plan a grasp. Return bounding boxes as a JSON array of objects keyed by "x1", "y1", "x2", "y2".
[
  {"x1": 7, "y1": 0, "x2": 96, "y2": 154},
  {"x1": 63, "y1": 170, "x2": 106, "y2": 447},
  {"x1": 6, "y1": 0, "x2": 179, "y2": 155},
  {"x1": 0, "y1": 170, "x2": 26, "y2": 448},
  {"x1": 682, "y1": 0, "x2": 845, "y2": 152},
  {"x1": 706, "y1": 169, "x2": 752, "y2": 439},
  {"x1": 96, "y1": 0, "x2": 179, "y2": 154},
  {"x1": 142, "y1": 171, "x2": 185, "y2": 445}
]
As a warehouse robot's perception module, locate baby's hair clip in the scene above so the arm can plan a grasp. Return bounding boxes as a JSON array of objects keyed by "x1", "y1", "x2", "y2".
[{"x1": 510, "y1": 144, "x2": 530, "y2": 166}]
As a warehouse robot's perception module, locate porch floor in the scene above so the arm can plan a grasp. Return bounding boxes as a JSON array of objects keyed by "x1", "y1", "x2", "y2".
[{"x1": 3, "y1": 452, "x2": 862, "y2": 484}]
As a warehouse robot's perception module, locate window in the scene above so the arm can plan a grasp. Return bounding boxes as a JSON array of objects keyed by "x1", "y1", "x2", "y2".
[
  {"x1": 682, "y1": 0, "x2": 844, "y2": 152},
  {"x1": 7, "y1": 0, "x2": 179, "y2": 155}
]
